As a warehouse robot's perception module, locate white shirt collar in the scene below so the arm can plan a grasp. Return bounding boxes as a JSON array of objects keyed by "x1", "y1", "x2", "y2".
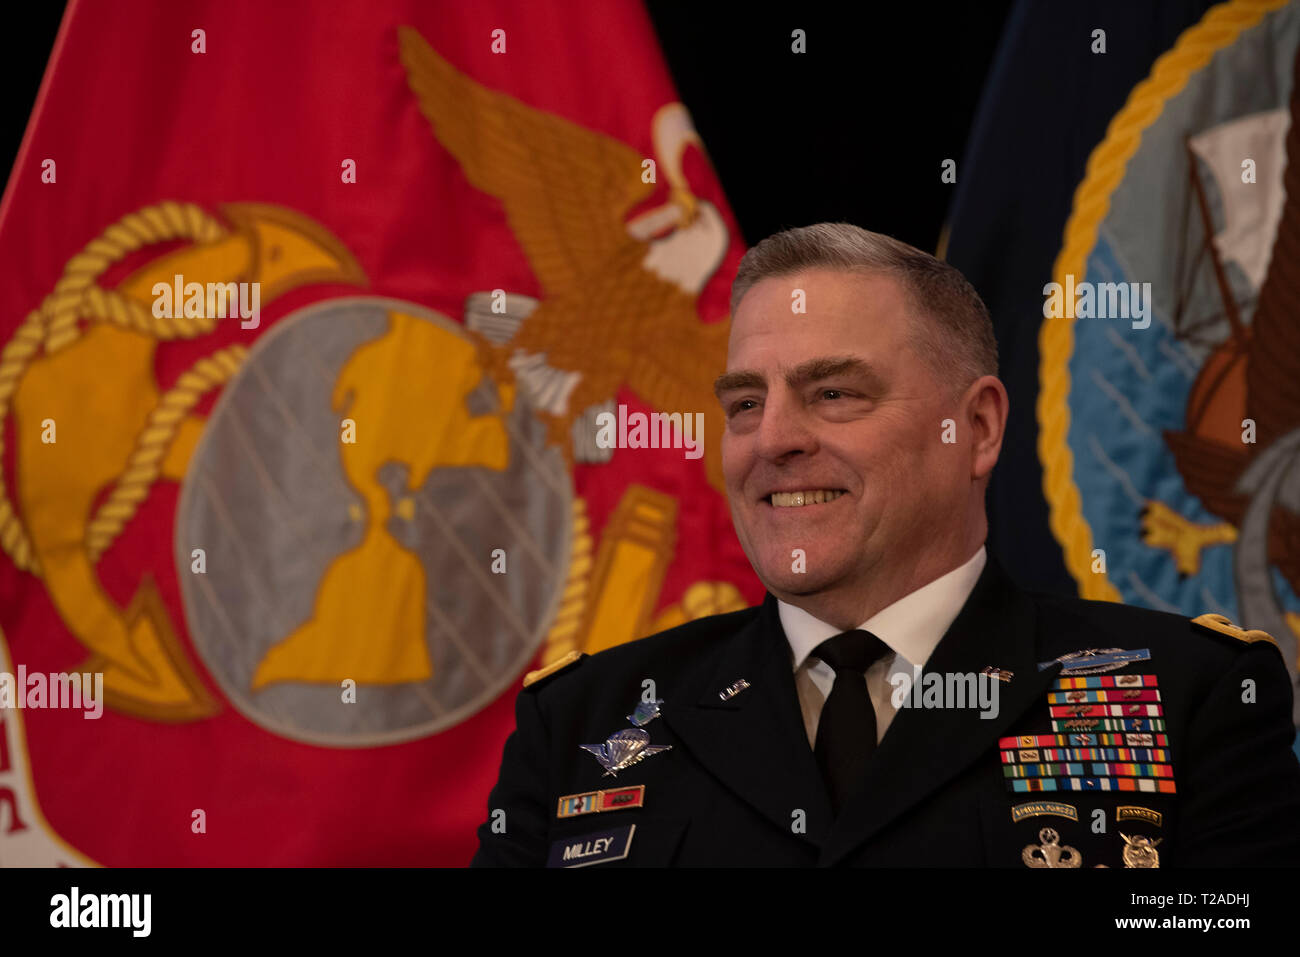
[{"x1": 778, "y1": 545, "x2": 987, "y2": 672}]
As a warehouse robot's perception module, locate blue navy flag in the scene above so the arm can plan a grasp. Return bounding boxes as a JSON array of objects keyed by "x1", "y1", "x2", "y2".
[{"x1": 946, "y1": 0, "x2": 1300, "y2": 747}]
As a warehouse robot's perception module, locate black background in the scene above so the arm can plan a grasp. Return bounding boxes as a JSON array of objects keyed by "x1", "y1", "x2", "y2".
[{"x1": 3, "y1": 3, "x2": 1013, "y2": 248}]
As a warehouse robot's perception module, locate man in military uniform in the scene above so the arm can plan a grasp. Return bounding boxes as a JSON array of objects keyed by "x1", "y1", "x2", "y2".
[{"x1": 472, "y1": 223, "x2": 1300, "y2": 867}]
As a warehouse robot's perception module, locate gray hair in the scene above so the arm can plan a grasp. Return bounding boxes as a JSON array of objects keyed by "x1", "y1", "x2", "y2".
[{"x1": 729, "y1": 222, "x2": 998, "y2": 389}]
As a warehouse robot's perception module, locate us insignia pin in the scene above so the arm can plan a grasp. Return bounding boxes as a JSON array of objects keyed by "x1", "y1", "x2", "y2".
[
  {"x1": 719, "y1": 678, "x2": 751, "y2": 700},
  {"x1": 980, "y1": 666, "x2": 1014, "y2": 683},
  {"x1": 580, "y1": 728, "x2": 671, "y2": 777}
]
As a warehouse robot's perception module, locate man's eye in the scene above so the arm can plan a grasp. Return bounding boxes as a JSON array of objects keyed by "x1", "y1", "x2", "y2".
[
  {"x1": 819, "y1": 389, "x2": 844, "y2": 400},
  {"x1": 730, "y1": 399, "x2": 758, "y2": 415}
]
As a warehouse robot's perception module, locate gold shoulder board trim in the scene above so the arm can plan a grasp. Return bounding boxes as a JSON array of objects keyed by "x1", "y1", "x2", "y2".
[
  {"x1": 523, "y1": 650, "x2": 585, "y2": 688},
  {"x1": 1191, "y1": 613, "x2": 1279, "y2": 649}
]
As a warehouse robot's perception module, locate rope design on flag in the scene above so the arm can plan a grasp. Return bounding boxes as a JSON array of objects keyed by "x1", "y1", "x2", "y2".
[
  {"x1": 44, "y1": 201, "x2": 227, "y2": 351},
  {"x1": 84, "y1": 346, "x2": 246, "y2": 563},
  {"x1": 0, "y1": 312, "x2": 45, "y2": 571},
  {"x1": 1037, "y1": 0, "x2": 1287, "y2": 600},
  {"x1": 0, "y1": 201, "x2": 238, "y2": 574}
]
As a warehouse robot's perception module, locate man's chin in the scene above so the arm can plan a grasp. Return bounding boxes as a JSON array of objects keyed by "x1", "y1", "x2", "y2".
[{"x1": 754, "y1": 565, "x2": 845, "y2": 600}]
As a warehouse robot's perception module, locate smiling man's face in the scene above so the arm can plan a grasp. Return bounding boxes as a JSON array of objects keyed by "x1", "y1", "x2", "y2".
[{"x1": 717, "y1": 267, "x2": 979, "y2": 620}]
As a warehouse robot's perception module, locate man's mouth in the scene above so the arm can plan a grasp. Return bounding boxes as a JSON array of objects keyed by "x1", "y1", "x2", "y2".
[{"x1": 765, "y1": 489, "x2": 847, "y2": 508}]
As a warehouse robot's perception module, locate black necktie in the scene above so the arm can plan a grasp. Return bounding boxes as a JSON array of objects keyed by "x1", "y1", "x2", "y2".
[{"x1": 812, "y1": 629, "x2": 891, "y2": 816}]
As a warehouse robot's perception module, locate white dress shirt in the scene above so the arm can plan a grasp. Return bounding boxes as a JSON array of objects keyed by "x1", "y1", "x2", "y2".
[{"x1": 778, "y1": 546, "x2": 987, "y2": 749}]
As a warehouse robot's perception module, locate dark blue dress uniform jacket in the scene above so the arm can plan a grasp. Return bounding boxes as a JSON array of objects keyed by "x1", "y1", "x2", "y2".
[{"x1": 471, "y1": 556, "x2": 1300, "y2": 866}]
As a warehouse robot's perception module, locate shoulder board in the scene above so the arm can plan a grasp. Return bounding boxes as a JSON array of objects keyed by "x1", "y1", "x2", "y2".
[
  {"x1": 522, "y1": 650, "x2": 586, "y2": 688},
  {"x1": 1190, "y1": 613, "x2": 1279, "y2": 650}
]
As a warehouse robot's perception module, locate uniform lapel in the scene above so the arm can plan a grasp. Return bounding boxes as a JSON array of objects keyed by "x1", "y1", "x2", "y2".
[
  {"x1": 662, "y1": 594, "x2": 834, "y2": 846},
  {"x1": 819, "y1": 556, "x2": 1060, "y2": 865}
]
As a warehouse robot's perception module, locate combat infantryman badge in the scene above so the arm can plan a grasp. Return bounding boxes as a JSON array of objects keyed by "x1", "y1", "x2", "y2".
[
  {"x1": 1038, "y1": 648, "x2": 1152, "y2": 674},
  {"x1": 1022, "y1": 828, "x2": 1083, "y2": 868}
]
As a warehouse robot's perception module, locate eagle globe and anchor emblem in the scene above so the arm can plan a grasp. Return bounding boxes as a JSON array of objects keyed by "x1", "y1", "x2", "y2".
[{"x1": 176, "y1": 29, "x2": 735, "y2": 745}]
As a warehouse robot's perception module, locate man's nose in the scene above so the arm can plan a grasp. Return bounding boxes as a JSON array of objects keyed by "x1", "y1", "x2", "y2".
[{"x1": 753, "y1": 390, "x2": 817, "y2": 461}]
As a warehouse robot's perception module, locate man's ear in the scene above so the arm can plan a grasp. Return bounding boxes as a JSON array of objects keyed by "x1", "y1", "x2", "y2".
[{"x1": 965, "y1": 375, "x2": 1008, "y2": 480}]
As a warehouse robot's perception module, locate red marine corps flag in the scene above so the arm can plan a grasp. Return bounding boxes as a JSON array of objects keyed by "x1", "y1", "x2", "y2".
[{"x1": 0, "y1": 0, "x2": 750, "y2": 865}]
